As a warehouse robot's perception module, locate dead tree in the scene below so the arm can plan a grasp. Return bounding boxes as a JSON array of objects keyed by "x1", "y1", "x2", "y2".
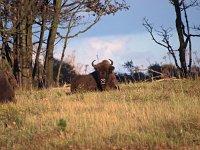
[{"x1": 143, "y1": 0, "x2": 200, "y2": 77}]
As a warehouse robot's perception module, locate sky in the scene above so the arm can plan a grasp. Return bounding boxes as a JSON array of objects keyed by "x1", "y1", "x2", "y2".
[{"x1": 55, "y1": 0, "x2": 200, "y2": 73}]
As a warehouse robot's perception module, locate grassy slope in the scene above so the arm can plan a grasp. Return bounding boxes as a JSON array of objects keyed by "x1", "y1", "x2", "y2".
[{"x1": 0, "y1": 80, "x2": 200, "y2": 149}]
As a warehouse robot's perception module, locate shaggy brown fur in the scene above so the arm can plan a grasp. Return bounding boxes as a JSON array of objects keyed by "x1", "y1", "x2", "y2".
[
  {"x1": 70, "y1": 74, "x2": 98, "y2": 92},
  {"x1": 0, "y1": 69, "x2": 18, "y2": 103},
  {"x1": 105, "y1": 73, "x2": 119, "y2": 91}
]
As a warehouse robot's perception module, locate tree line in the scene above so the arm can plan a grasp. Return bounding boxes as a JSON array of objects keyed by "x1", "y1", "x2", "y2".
[{"x1": 119, "y1": 60, "x2": 200, "y2": 83}]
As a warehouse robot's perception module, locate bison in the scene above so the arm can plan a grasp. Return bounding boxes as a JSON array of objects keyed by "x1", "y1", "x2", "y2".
[
  {"x1": 0, "y1": 69, "x2": 18, "y2": 103},
  {"x1": 70, "y1": 59, "x2": 119, "y2": 92}
]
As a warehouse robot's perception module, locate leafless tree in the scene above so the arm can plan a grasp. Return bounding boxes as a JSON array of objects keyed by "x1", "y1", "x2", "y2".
[{"x1": 143, "y1": 0, "x2": 200, "y2": 77}]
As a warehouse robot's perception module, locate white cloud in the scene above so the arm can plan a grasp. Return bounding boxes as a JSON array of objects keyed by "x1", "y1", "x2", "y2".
[
  {"x1": 89, "y1": 37, "x2": 128, "y2": 58},
  {"x1": 60, "y1": 33, "x2": 171, "y2": 73}
]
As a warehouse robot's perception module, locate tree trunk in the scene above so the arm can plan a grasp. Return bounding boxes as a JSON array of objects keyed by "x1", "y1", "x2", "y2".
[
  {"x1": 21, "y1": 0, "x2": 27, "y2": 89},
  {"x1": 173, "y1": 0, "x2": 188, "y2": 77},
  {"x1": 21, "y1": 0, "x2": 33, "y2": 89},
  {"x1": 12, "y1": 0, "x2": 20, "y2": 83},
  {"x1": 56, "y1": 17, "x2": 72, "y2": 86},
  {"x1": 26, "y1": 0, "x2": 33, "y2": 88},
  {"x1": 0, "y1": 5, "x2": 8, "y2": 68},
  {"x1": 44, "y1": 0, "x2": 61, "y2": 87},
  {"x1": 182, "y1": 0, "x2": 192, "y2": 74},
  {"x1": 56, "y1": 35, "x2": 68, "y2": 86},
  {"x1": 32, "y1": 1, "x2": 47, "y2": 81}
]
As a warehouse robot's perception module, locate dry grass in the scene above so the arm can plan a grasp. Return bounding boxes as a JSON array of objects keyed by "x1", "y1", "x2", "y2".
[{"x1": 0, "y1": 79, "x2": 200, "y2": 149}]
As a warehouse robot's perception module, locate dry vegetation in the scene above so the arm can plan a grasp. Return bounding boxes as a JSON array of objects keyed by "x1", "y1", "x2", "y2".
[{"x1": 0, "y1": 80, "x2": 200, "y2": 149}]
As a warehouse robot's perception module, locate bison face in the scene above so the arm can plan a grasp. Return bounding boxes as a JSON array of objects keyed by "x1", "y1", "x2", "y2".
[
  {"x1": 92, "y1": 59, "x2": 115, "y2": 86},
  {"x1": 97, "y1": 66, "x2": 115, "y2": 79}
]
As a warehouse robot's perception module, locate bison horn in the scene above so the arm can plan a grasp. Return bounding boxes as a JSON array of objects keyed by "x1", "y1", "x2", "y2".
[
  {"x1": 109, "y1": 59, "x2": 113, "y2": 65},
  {"x1": 92, "y1": 60, "x2": 96, "y2": 67}
]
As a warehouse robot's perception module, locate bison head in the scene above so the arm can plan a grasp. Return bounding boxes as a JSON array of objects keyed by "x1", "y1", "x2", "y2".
[{"x1": 92, "y1": 59, "x2": 115, "y2": 86}]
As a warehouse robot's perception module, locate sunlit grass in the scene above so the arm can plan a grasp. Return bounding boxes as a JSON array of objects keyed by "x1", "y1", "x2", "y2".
[{"x1": 0, "y1": 80, "x2": 200, "y2": 149}]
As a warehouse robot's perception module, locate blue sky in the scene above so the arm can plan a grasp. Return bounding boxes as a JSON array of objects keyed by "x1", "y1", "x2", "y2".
[{"x1": 56, "y1": 0, "x2": 200, "y2": 73}]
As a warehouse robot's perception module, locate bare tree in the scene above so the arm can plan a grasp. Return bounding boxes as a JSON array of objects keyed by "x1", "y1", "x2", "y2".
[
  {"x1": 143, "y1": 0, "x2": 200, "y2": 77},
  {"x1": 32, "y1": 0, "x2": 49, "y2": 81}
]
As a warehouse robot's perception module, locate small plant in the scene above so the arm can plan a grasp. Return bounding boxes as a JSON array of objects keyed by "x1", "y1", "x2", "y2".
[
  {"x1": 57, "y1": 118, "x2": 67, "y2": 131},
  {"x1": 56, "y1": 91, "x2": 62, "y2": 97}
]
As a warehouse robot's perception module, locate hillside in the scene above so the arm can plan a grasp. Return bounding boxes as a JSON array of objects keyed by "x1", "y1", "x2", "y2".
[{"x1": 0, "y1": 79, "x2": 200, "y2": 149}]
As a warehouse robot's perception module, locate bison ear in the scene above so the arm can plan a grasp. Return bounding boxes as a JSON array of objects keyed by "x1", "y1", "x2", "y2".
[
  {"x1": 94, "y1": 66, "x2": 98, "y2": 71},
  {"x1": 109, "y1": 66, "x2": 115, "y2": 72},
  {"x1": 93, "y1": 64, "x2": 99, "y2": 71}
]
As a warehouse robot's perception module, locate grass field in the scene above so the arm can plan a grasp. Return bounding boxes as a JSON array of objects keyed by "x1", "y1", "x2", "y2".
[{"x1": 0, "y1": 79, "x2": 200, "y2": 149}]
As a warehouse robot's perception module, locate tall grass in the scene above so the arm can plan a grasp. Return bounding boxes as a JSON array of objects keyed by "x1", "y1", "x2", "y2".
[{"x1": 0, "y1": 80, "x2": 200, "y2": 149}]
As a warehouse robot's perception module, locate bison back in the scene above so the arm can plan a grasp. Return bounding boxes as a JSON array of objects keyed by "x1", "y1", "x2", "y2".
[{"x1": 70, "y1": 75, "x2": 98, "y2": 92}]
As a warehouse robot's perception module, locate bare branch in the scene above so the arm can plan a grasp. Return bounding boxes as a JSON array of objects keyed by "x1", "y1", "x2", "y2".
[
  {"x1": 180, "y1": 0, "x2": 200, "y2": 10},
  {"x1": 143, "y1": 17, "x2": 181, "y2": 70},
  {"x1": 68, "y1": 16, "x2": 101, "y2": 39},
  {"x1": 143, "y1": 18, "x2": 170, "y2": 49}
]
